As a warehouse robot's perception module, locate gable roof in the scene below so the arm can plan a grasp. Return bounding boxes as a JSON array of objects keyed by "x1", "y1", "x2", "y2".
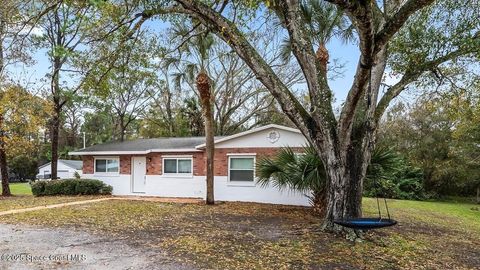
[
  {"x1": 60, "y1": 160, "x2": 83, "y2": 170},
  {"x1": 195, "y1": 124, "x2": 301, "y2": 149},
  {"x1": 38, "y1": 159, "x2": 83, "y2": 170},
  {"x1": 69, "y1": 137, "x2": 224, "y2": 155},
  {"x1": 68, "y1": 124, "x2": 302, "y2": 156}
]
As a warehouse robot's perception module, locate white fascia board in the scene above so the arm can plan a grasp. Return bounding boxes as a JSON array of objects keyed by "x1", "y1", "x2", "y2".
[
  {"x1": 69, "y1": 151, "x2": 148, "y2": 156},
  {"x1": 149, "y1": 148, "x2": 201, "y2": 153},
  {"x1": 69, "y1": 148, "x2": 201, "y2": 156},
  {"x1": 195, "y1": 124, "x2": 301, "y2": 149}
]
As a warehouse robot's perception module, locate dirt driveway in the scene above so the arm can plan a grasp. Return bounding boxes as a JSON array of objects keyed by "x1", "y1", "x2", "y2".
[{"x1": 0, "y1": 224, "x2": 194, "y2": 270}]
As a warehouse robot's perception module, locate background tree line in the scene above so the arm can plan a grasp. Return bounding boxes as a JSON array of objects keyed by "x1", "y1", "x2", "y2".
[{"x1": 0, "y1": 0, "x2": 478, "y2": 208}]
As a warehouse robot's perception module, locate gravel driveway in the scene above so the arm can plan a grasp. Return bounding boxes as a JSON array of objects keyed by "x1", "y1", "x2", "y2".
[{"x1": 0, "y1": 224, "x2": 194, "y2": 270}]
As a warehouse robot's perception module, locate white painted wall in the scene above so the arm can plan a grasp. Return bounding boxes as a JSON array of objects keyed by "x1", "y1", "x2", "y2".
[
  {"x1": 214, "y1": 127, "x2": 308, "y2": 148},
  {"x1": 84, "y1": 174, "x2": 311, "y2": 206},
  {"x1": 38, "y1": 162, "x2": 82, "y2": 179},
  {"x1": 214, "y1": 176, "x2": 310, "y2": 206},
  {"x1": 146, "y1": 175, "x2": 205, "y2": 198},
  {"x1": 82, "y1": 174, "x2": 132, "y2": 195}
]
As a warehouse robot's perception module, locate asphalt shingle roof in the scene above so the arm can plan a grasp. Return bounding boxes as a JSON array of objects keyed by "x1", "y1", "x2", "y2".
[
  {"x1": 60, "y1": 160, "x2": 83, "y2": 170},
  {"x1": 73, "y1": 137, "x2": 224, "y2": 153},
  {"x1": 39, "y1": 159, "x2": 83, "y2": 170}
]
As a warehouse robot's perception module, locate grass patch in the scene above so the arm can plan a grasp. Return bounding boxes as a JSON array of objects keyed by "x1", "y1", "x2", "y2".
[
  {"x1": 0, "y1": 198, "x2": 479, "y2": 269},
  {"x1": 0, "y1": 182, "x2": 32, "y2": 195},
  {"x1": 0, "y1": 195, "x2": 110, "y2": 212},
  {"x1": 363, "y1": 197, "x2": 480, "y2": 236}
]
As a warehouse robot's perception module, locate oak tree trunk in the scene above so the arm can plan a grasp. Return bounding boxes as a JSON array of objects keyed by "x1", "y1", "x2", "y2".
[
  {"x1": 120, "y1": 117, "x2": 126, "y2": 142},
  {"x1": 0, "y1": 147, "x2": 9, "y2": 196},
  {"x1": 50, "y1": 107, "x2": 60, "y2": 180},
  {"x1": 476, "y1": 186, "x2": 479, "y2": 204},
  {"x1": 322, "y1": 148, "x2": 366, "y2": 231},
  {"x1": 0, "y1": 114, "x2": 10, "y2": 196},
  {"x1": 197, "y1": 71, "x2": 215, "y2": 205},
  {"x1": 0, "y1": 8, "x2": 9, "y2": 196}
]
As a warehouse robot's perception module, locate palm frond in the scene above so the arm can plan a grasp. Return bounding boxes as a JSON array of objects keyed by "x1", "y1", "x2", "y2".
[{"x1": 256, "y1": 146, "x2": 326, "y2": 193}]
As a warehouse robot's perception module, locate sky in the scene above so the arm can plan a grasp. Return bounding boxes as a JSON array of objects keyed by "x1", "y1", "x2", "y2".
[{"x1": 7, "y1": 12, "x2": 401, "y2": 110}]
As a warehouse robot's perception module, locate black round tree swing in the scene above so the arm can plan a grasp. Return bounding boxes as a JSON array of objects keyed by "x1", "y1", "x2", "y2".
[
  {"x1": 333, "y1": 196, "x2": 397, "y2": 230},
  {"x1": 333, "y1": 70, "x2": 397, "y2": 231}
]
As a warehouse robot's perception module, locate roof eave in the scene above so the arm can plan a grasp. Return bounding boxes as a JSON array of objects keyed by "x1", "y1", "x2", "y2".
[{"x1": 69, "y1": 148, "x2": 201, "y2": 156}]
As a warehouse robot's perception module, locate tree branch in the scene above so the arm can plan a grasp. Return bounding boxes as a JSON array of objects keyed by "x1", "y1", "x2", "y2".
[
  {"x1": 375, "y1": 46, "x2": 477, "y2": 123},
  {"x1": 170, "y1": 0, "x2": 314, "y2": 140},
  {"x1": 374, "y1": 0, "x2": 435, "y2": 51}
]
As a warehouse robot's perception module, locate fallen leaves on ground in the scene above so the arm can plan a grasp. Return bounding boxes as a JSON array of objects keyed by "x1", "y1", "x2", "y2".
[{"x1": 0, "y1": 198, "x2": 479, "y2": 269}]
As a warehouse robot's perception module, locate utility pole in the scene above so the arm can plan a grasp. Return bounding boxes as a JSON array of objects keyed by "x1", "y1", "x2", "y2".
[{"x1": 83, "y1": 132, "x2": 86, "y2": 149}]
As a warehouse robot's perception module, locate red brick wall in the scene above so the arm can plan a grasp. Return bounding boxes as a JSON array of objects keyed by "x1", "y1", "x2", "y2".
[
  {"x1": 212, "y1": 148, "x2": 295, "y2": 176},
  {"x1": 145, "y1": 152, "x2": 204, "y2": 176},
  {"x1": 146, "y1": 153, "x2": 161, "y2": 175},
  {"x1": 82, "y1": 156, "x2": 94, "y2": 174},
  {"x1": 120, "y1": 155, "x2": 132, "y2": 174},
  {"x1": 81, "y1": 155, "x2": 131, "y2": 174},
  {"x1": 81, "y1": 147, "x2": 301, "y2": 176}
]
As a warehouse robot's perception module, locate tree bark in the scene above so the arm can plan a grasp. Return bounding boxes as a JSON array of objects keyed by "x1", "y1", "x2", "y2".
[
  {"x1": 197, "y1": 71, "x2": 215, "y2": 205},
  {"x1": 312, "y1": 189, "x2": 327, "y2": 217},
  {"x1": 0, "y1": 114, "x2": 10, "y2": 196},
  {"x1": 0, "y1": 147, "x2": 9, "y2": 196},
  {"x1": 165, "y1": 0, "x2": 442, "y2": 232},
  {"x1": 0, "y1": 17, "x2": 10, "y2": 196},
  {"x1": 50, "y1": 106, "x2": 60, "y2": 180},
  {"x1": 476, "y1": 186, "x2": 479, "y2": 204},
  {"x1": 120, "y1": 117, "x2": 126, "y2": 142}
]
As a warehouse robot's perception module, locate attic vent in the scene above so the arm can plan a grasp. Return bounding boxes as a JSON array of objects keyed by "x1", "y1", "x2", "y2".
[{"x1": 267, "y1": 130, "x2": 280, "y2": 143}]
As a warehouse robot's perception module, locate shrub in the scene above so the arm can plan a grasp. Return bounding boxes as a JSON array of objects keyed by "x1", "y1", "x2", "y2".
[
  {"x1": 364, "y1": 149, "x2": 427, "y2": 200},
  {"x1": 31, "y1": 179, "x2": 112, "y2": 196},
  {"x1": 30, "y1": 180, "x2": 47, "y2": 195}
]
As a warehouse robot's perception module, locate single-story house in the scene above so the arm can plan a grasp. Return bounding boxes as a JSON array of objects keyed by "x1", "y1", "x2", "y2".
[
  {"x1": 37, "y1": 159, "x2": 83, "y2": 179},
  {"x1": 69, "y1": 124, "x2": 311, "y2": 206}
]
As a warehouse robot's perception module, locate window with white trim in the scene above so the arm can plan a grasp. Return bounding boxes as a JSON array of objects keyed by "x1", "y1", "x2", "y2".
[
  {"x1": 95, "y1": 158, "x2": 119, "y2": 173},
  {"x1": 163, "y1": 158, "x2": 193, "y2": 175},
  {"x1": 229, "y1": 156, "x2": 255, "y2": 182}
]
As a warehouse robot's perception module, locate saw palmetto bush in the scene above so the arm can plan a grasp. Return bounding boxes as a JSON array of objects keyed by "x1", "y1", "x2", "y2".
[
  {"x1": 257, "y1": 147, "x2": 327, "y2": 216},
  {"x1": 257, "y1": 146, "x2": 410, "y2": 216}
]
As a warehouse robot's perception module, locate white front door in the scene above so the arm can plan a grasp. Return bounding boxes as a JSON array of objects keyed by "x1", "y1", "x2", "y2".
[{"x1": 132, "y1": 156, "x2": 146, "y2": 193}]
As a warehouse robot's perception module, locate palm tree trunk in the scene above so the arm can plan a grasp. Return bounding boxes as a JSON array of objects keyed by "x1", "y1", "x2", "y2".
[
  {"x1": 316, "y1": 43, "x2": 329, "y2": 73},
  {"x1": 197, "y1": 71, "x2": 215, "y2": 205},
  {"x1": 312, "y1": 189, "x2": 327, "y2": 217}
]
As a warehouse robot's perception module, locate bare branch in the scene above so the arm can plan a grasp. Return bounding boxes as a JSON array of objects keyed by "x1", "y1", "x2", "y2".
[
  {"x1": 374, "y1": 0, "x2": 435, "y2": 51},
  {"x1": 170, "y1": 0, "x2": 314, "y2": 139}
]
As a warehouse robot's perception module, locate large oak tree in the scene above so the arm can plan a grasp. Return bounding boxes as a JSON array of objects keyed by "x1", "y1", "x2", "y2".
[{"x1": 134, "y1": 0, "x2": 480, "y2": 230}]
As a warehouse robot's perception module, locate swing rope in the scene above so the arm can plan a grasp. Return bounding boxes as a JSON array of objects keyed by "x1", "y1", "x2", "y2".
[{"x1": 332, "y1": 66, "x2": 397, "y2": 230}]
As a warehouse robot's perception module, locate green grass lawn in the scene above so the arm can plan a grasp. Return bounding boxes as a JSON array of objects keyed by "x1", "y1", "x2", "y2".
[
  {"x1": 0, "y1": 196, "x2": 478, "y2": 269},
  {"x1": 0, "y1": 182, "x2": 33, "y2": 195}
]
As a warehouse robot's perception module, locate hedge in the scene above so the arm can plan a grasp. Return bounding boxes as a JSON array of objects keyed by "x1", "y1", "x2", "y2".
[{"x1": 31, "y1": 179, "x2": 113, "y2": 196}]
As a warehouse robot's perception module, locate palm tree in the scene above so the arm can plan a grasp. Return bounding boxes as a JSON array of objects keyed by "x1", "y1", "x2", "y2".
[
  {"x1": 257, "y1": 146, "x2": 402, "y2": 216},
  {"x1": 257, "y1": 147, "x2": 326, "y2": 216},
  {"x1": 197, "y1": 69, "x2": 215, "y2": 205},
  {"x1": 165, "y1": 22, "x2": 217, "y2": 204},
  {"x1": 188, "y1": 28, "x2": 216, "y2": 205},
  {"x1": 279, "y1": 0, "x2": 354, "y2": 71}
]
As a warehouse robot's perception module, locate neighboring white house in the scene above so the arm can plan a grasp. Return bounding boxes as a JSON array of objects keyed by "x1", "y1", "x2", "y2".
[
  {"x1": 69, "y1": 124, "x2": 311, "y2": 206},
  {"x1": 37, "y1": 159, "x2": 83, "y2": 179}
]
